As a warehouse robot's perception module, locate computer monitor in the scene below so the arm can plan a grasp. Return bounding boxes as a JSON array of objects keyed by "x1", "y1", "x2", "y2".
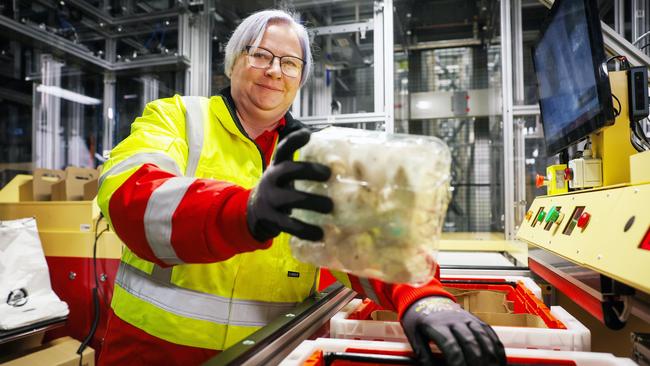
[{"x1": 533, "y1": 0, "x2": 615, "y2": 156}]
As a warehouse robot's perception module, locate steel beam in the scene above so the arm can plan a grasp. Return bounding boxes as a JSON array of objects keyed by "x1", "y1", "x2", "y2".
[
  {"x1": 299, "y1": 112, "x2": 386, "y2": 125},
  {"x1": 614, "y1": 0, "x2": 625, "y2": 36},
  {"x1": 65, "y1": 0, "x2": 180, "y2": 26},
  {"x1": 110, "y1": 55, "x2": 190, "y2": 71},
  {"x1": 501, "y1": 0, "x2": 516, "y2": 240},
  {"x1": 0, "y1": 14, "x2": 111, "y2": 69},
  {"x1": 512, "y1": 104, "x2": 540, "y2": 116},
  {"x1": 102, "y1": 72, "x2": 116, "y2": 154},
  {"x1": 0, "y1": 14, "x2": 189, "y2": 72},
  {"x1": 0, "y1": 87, "x2": 32, "y2": 106},
  {"x1": 382, "y1": 0, "x2": 394, "y2": 133},
  {"x1": 394, "y1": 38, "x2": 482, "y2": 52},
  {"x1": 632, "y1": 0, "x2": 648, "y2": 48},
  {"x1": 311, "y1": 20, "x2": 373, "y2": 36},
  {"x1": 373, "y1": 2, "x2": 384, "y2": 118}
]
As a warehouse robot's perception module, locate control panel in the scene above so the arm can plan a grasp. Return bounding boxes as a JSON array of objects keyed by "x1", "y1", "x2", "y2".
[{"x1": 517, "y1": 183, "x2": 650, "y2": 294}]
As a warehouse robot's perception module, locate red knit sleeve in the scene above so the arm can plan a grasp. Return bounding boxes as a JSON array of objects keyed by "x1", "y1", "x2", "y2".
[{"x1": 343, "y1": 265, "x2": 456, "y2": 319}]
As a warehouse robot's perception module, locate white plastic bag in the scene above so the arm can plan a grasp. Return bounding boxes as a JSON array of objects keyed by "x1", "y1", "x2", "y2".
[
  {"x1": 0, "y1": 217, "x2": 69, "y2": 330},
  {"x1": 290, "y1": 127, "x2": 451, "y2": 285}
]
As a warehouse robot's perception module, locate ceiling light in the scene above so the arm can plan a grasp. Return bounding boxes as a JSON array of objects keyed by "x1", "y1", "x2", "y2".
[{"x1": 37, "y1": 85, "x2": 102, "y2": 105}]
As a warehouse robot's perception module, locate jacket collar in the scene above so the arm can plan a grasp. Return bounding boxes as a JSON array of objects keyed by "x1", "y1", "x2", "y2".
[{"x1": 217, "y1": 86, "x2": 307, "y2": 141}]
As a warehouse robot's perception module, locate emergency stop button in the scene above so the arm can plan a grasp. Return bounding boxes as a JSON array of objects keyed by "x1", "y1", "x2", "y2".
[{"x1": 577, "y1": 212, "x2": 591, "y2": 230}]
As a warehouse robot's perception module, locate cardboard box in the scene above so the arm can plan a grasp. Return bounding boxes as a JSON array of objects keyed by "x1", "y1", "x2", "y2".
[
  {"x1": 18, "y1": 169, "x2": 65, "y2": 201},
  {"x1": 0, "y1": 337, "x2": 94, "y2": 366},
  {"x1": 51, "y1": 167, "x2": 99, "y2": 201},
  {"x1": 82, "y1": 179, "x2": 98, "y2": 201},
  {"x1": 475, "y1": 312, "x2": 548, "y2": 328},
  {"x1": 371, "y1": 310, "x2": 398, "y2": 321},
  {"x1": 446, "y1": 288, "x2": 511, "y2": 314}
]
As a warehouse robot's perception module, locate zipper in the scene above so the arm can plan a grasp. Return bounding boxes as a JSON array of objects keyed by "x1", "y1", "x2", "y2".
[{"x1": 221, "y1": 96, "x2": 267, "y2": 172}]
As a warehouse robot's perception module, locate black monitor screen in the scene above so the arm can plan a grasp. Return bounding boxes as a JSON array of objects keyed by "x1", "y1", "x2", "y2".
[{"x1": 533, "y1": 0, "x2": 614, "y2": 155}]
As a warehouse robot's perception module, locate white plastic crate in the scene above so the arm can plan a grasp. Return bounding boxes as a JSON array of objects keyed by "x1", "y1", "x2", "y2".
[
  {"x1": 280, "y1": 338, "x2": 636, "y2": 366},
  {"x1": 330, "y1": 299, "x2": 591, "y2": 351}
]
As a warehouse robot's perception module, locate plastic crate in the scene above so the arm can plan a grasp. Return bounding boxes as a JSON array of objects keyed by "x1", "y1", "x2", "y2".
[
  {"x1": 441, "y1": 274, "x2": 543, "y2": 300},
  {"x1": 280, "y1": 338, "x2": 635, "y2": 366},
  {"x1": 330, "y1": 281, "x2": 590, "y2": 351},
  {"x1": 442, "y1": 280, "x2": 565, "y2": 329}
]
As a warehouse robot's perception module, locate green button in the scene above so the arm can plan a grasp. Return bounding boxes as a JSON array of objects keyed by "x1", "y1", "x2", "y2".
[
  {"x1": 537, "y1": 210, "x2": 546, "y2": 222},
  {"x1": 546, "y1": 206, "x2": 559, "y2": 223}
]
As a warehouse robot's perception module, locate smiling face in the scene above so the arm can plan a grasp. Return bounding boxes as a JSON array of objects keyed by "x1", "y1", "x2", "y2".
[{"x1": 230, "y1": 22, "x2": 303, "y2": 132}]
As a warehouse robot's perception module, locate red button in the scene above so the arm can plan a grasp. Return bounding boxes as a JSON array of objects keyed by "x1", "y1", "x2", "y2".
[
  {"x1": 577, "y1": 212, "x2": 591, "y2": 229},
  {"x1": 535, "y1": 174, "x2": 546, "y2": 188}
]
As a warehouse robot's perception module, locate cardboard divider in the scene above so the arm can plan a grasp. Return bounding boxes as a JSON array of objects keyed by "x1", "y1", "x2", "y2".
[
  {"x1": 52, "y1": 167, "x2": 99, "y2": 201},
  {"x1": 18, "y1": 169, "x2": 65, "y2": 201}
]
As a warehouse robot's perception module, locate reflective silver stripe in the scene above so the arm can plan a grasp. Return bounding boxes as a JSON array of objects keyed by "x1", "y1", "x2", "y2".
[
  {"x1": 116, "y1": 262, "x2": 298, "y2": 327},
  {"x1": 181, "y1": 96, "x2": 205, "y2": 177},
  {"x1": 98, "y1": 152, "x2": 182, "y2": 188},
  {"x1": 359, "y1": 277, "x2": 381, "y2": 304},
  {"x1": 143, "y1": 177, "x2": 194, "y2": 265}
]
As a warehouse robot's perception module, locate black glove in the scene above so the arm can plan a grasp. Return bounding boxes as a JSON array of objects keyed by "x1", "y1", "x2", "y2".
[
  {"x1": 401, "y1": 296, "x2": 507, "y2": 366},
  {"x1": 247, "y1": 128, "x2": 333, "y2": 242}
]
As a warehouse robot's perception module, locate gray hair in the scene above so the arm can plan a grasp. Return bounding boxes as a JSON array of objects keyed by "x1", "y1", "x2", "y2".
[{"x1": 224, "y1": 9, "x2": 312, "y2": 88}]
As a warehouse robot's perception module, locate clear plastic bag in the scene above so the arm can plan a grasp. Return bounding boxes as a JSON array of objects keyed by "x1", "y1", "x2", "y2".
[{"x1": 290, "y1": 127, "x2": 451, "y2": 285}]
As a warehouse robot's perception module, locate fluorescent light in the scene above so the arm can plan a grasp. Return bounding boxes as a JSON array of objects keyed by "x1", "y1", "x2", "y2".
[{"x1": 36, "y1": 85, "x2": 102, "y2": 105}]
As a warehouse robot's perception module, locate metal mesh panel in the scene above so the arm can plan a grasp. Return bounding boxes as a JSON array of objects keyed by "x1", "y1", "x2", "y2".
[{"x1": 398, "y1": 44, "x2": 503, "y2": 233}]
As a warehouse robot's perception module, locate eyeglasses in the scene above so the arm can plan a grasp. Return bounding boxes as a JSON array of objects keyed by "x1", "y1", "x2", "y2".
[{"x1": 245, "y1": 46, "x2": 305, "y2": 78}]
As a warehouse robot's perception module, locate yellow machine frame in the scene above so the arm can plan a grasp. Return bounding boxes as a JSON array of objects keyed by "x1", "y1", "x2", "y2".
[{"x1": 517, "y1": 71, "x2": 650, "y2": 294}]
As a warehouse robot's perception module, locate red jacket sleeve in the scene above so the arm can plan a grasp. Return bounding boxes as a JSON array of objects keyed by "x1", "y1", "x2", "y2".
[{"x1": 109, "y1": 163, "x2": 269, "y2": 267}]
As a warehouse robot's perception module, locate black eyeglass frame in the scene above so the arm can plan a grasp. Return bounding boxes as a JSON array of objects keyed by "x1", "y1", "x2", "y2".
[{"x1": 244, "y1": 45, "x2": 305, "y2": 78}]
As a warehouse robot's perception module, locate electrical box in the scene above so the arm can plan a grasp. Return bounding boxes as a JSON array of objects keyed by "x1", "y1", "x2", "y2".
[{"x1": 568, "y1": 157, "x2": 602, "y2": 189}]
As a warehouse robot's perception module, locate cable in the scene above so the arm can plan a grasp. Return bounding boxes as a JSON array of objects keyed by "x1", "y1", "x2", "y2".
[
  {"x1": 77, "y1": 214, "x2": 109, "y2": 366},
  {"x1": 633, "y1": 119, "x2": 650, "y2": 149},
  {"x1": 630, "y1": 120, "x2": 650, "y2": 151},
  {"x1": 633, "y1": 30, "x2": 650, "y2": 46},
  {"x1": 612, "y1": 296, "x2": 631, "y2": 323},
  {"x1": 605, "y1": 55, "x2": 629, "y2": 71},
  {"x1": 612, "y1": 94, "x2": 622, "y2": 117}
]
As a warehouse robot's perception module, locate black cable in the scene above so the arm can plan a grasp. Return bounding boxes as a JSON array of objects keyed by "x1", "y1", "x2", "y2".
[
  {"x1": 605, "y1": 55, "x2": 629, "y2": 70},
  {"x1": 631, "y1": 132, "x2": 646, "y2": 151},
  {"x1": 641, "y1": 43, "x2": 650, "y2": 51},
  {"x1": 77, "y1": 214, "x2": 109, "y2": 365},
  {"x1": 629, "y1": 119, "x2": 650, "y2": 151},
  {"x1": 634, "y1": 119, "x2": 650, "y2": 148},
  {"x1": 612, "y1": 94, "x2": 622, "y2": 117}
]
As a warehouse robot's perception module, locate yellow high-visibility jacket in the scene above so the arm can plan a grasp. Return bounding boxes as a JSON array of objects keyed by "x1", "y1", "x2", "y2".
[{"x1": 98, "y1": 87, "x2": 449, "y2": 351}]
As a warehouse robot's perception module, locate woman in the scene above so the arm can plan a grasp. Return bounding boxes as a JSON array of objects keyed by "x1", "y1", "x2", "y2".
[{"x1": 97, "y1": 9, "x2": 505, "y2": 366}]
